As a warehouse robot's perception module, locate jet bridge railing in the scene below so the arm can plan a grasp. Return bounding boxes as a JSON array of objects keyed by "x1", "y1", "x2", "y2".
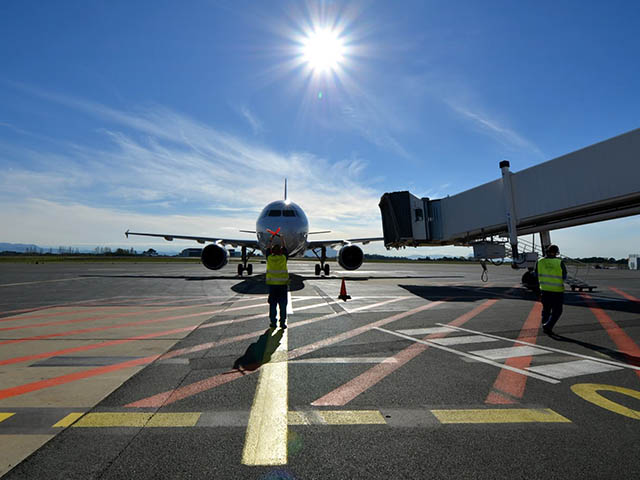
[
  {"x1": 508, "y1": 236, "x2": 597, "y2": 291},
  {"x1": 379, "y1": 128, "x2": 640, "y2": 267}
]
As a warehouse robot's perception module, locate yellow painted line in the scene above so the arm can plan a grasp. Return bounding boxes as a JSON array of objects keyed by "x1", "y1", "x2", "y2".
[
  {"x1": 287, "y1": 410, "x2": 386, "y2": 425},
  {"x1": 288, "y1": 411, "x2": 309, "y2": 425},
  {"x1": 72, "y1": 412, "x2": 201, "y2": 427},
  {"x1": 74, "y1": 413, "x2": 152, "y2": 427},
  {"x1": 0, "y1": 413, "x2": 15, "y2": 423},
  {"x1": 147, "y1": 413, "x2": 201, "y2": 427},
  {"x1": 571, "y1": 383, "x2": 640, "y2": 420},
  {"x1": 431, "y1": 408, "x2": 571, "y2": 424},
  {"x1": 320, "y1": 410, "x2": 386, "y2": 425},
  {"x1": 242, "y1": 329, "x2": 288, "y2": 466},
  {"x1": 53, "y1": 412, "x2": 85, "y2": 428}
]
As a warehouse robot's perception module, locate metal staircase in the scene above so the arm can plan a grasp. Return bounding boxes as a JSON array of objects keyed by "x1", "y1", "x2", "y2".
[{"x1": 512, "y1": 236, "x2": 597, "y2": 292}]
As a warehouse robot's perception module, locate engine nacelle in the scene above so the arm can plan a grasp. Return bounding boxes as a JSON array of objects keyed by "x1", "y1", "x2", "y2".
[
  {"x1": 201, "y1": 244, "x2": 228, "y2": 270},
  {"x1": 338, "y1": 245, "x2": 364, "y2": 271}
]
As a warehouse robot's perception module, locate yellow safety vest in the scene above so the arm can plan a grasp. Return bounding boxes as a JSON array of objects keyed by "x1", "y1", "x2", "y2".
[
  {"x1": 266, "y1": 254, "x2": 289, "y2": 285},
  {"x1": 537, "y1": 257, "x2": 564, "y2": 292}
]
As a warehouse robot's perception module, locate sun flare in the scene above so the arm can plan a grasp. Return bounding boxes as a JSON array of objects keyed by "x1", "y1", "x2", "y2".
[{"x1": 302, "y1": 28, "x2": 345, "y2": 73}]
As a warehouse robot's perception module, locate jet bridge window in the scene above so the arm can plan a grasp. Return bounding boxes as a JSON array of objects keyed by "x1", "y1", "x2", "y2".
[
  {"x1": 268, "y1": 210, "x2": 282, "y2": 217},
  {"x1": 283, "y1": 210, "x2": 296, "y2": 217},
  {"x1": 415, "y1": 208, "x2": 424, "y2": 222}
]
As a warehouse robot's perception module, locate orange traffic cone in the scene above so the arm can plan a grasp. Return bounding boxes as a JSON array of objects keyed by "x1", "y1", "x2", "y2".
[{"x1": 338, "y1": 278, "x2": 351, "y2": 301}]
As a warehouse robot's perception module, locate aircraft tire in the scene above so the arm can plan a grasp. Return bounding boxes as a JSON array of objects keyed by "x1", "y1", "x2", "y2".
[
  {"x1": 315, "y1": 264, "x2": 321, "y2": 276},
  {"x1": 324, "y1": 264, "x2": 330, "y2": 276},
  {"x1": 247, "y1": 264, "x2": 253, "y2": 275},
  {"x1": 237, "y1": 264, "x2": 244, "y2": 276}
]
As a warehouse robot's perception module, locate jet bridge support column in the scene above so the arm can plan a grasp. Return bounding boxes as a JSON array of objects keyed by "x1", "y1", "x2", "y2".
[
  {"x1": 539, "y1": 230, "x2": 551, "y2": 255},
  {"x1": 500, "y1": 160, "x2": 519, "y2": 264},
  {"x1": 379, "y1": 129, "x2": 640, "y2": 264}
]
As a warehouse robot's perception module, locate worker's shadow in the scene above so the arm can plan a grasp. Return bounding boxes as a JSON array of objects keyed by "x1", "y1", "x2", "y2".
[
  {"x1": 547, "y1": 332, "x2": 640, "y2": 367},
  {"x1": 231, "y1": 274, "x2": 304, "y2": 295},
  {"x1": 232, "y1": 328, "x2": 284, "y2": 373}
]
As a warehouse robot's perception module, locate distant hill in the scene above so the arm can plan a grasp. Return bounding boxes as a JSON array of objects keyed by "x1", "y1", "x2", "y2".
[{"x1": 0, "y1": 242, "x2": 40, "y2": 253}]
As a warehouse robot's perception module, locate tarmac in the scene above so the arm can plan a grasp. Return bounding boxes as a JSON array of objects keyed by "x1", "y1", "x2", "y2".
[{"x1": 0, "y1": 260, "x2": 639, "y2": 479}]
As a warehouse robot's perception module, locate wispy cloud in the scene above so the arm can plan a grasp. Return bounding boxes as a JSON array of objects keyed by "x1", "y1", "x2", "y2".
[
  {"x1": 0, "y1": 85, "x2": 386, "y2": 243},
  {"x1": 416, "y1": 183, "x2": 452, "y2": 199},
  {"x1": 339, "y1": 102, "x2": 412, "y2": 160},
  {"x1": 445, "y1": 99, "x2": 545, "y2": 157},
  {"x1": 239, "y1": 106, "x2": 264, "y2": 135}
]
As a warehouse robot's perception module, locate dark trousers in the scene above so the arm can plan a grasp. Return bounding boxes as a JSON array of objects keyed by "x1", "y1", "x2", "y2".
[
  {"x1": 540, "y1": 291, "x2": 564, "y2": 330},
  {"x1": 268, "y1": 285, "x2": 288, "y2": 324}
]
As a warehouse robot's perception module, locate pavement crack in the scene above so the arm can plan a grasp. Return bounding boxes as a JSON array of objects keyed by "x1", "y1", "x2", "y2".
[{"x1": 312, "y1": 285, "x2": 348, "y2": 314}]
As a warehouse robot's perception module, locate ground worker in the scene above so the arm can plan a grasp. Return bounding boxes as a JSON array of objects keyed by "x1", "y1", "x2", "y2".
[
  {"x1": 535, "y1": 244, "x2": 567, "y2": 334},
  {"x1": 266, "y1": 235, "x2": 289, "y2": 329}
]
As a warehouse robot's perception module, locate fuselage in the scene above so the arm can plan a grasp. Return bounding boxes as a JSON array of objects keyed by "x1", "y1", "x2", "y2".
[{"x1": 256, "y1": 200, "x2": 309, "y2": 256}]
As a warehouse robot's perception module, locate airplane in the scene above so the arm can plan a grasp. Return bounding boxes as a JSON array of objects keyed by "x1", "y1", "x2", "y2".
[{"x1": 125, "y1": 180, "x2": 383, "y2": 276}]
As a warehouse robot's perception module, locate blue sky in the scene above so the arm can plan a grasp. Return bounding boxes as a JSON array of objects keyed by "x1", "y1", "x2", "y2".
[{"x1": 1, "y1": 0, "x2": 639, "y2": 257}]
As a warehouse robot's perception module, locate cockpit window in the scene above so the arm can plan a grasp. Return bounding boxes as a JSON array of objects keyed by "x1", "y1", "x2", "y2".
[
  {"x1": 268, "y1": 210, "x2": 281, "y2": 217},
  {"x1": 283, "y1": 209, "x2": 296, "y2": 217}
]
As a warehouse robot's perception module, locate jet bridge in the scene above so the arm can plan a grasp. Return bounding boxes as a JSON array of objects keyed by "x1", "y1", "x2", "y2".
[{"x1": 379, "y1": 128, "x2": 640, "y2": 270}]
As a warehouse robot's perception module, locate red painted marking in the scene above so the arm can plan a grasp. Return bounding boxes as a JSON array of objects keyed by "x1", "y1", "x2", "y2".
[
  {"x1": 485, "y1": 391, "x2": 515, "y2": 404},
  {"x1": 0, "y1": 298, "x2": 269, "y2": 346},
  {"x1": 0, "y1": 296, "x2": 264, "y2": 330},
  {"x1": 0, "y1": 304, "x2": 210, "y2": 332},
  {"x1": 609, "y1": 287, "x2": 640, "y2": 304},
  {"x1": 0, "y1": 296, "x2": 244, "y2": 322},
  {"x1": 0, "y1": 325, "x2": 199, "y2": 367},
  {"x1": 485, "y1": 302, "x2": 542, "y2": 404},
  {"x1": 290, "y1": 301, "x2": 445, "y2": 360},
  {"x1": 0, "y1": 306, "x2": 126, "y2": 324},
  {"x1": 311, "y1": 299, "x2": 499, "y2": 406},
  {"x1": 582, "y1": 293, "x2": 640, "y2": 379},
  {"x1": 0, "y1": 324, "x2": 263, "y2": 400},
  {"x1": 125, "y1": 299, "x2": 430, "y2": 408},
  {"x1": 0, "y1": 299, "x2": 376, "y2": 400},
  {"x1": 0, "y1": 356, "x2": 159, "y2": 401},
  {"x1": 0, "y1": 301, "x2": 323, "y2": 367},
  {"x1": 138, "y1": 296, "x2": 263, "y2": 307},
  {"x1": 0, "y1": 295, "x2": 252, "y2": 320},
  {"x1": 0, "y1": 295, "x2": 136, "y2": 319},
  {"x1": 0, "y1": 312, "x2": 207, "y2": 346}
]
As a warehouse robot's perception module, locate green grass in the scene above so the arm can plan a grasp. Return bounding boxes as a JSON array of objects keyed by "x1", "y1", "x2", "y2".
[{"x1": 0, "y1": 255, "x2": 202, "y2": 264}]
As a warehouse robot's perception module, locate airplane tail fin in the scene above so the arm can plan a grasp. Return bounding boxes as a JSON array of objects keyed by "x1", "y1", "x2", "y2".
[{"x1": 284, "y1": 178, "x2": 288, "y2": 201}]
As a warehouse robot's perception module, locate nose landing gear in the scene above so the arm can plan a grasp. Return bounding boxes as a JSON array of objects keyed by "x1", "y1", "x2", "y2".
[
  {"x1": 237, "y1": 246, "x2": 255, "y2": 276},
  {"x1": 312, "y1": 246, "x2": 330, "y2": 276}
]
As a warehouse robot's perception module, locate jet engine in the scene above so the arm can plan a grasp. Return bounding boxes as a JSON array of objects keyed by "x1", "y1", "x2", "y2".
[
  {"x1": 201, "y1": 244, "x2": 228, "y2": 270},
  {"x1": 338, "y1": 245, "x2": 364, "y2": 270}
]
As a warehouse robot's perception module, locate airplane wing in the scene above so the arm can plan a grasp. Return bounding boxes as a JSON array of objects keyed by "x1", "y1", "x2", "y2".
[
  {"x1": 306, "y1": 237, "x2": 384, "y2": 250},
  {"x1": 124, "y1": 230, "x2": 260, "y2": 249}
]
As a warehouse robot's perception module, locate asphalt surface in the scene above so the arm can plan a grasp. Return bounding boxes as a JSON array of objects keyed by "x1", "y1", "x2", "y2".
[{"x1": 0, "y1": 260, "x2": 639, "y2": 479}]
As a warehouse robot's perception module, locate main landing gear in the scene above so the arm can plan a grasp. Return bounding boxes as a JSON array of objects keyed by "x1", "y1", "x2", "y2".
[
  {"x1": 237, "y1": 246, "x2": 255, "y2": 276},
  {"x1": 312, "y1": 246, "x2": 330, "y2": 276}
]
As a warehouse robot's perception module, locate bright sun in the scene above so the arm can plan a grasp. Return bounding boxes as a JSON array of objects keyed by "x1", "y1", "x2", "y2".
[{"x1": 302, "y1": 28, "x2": 345, "y2": 73}]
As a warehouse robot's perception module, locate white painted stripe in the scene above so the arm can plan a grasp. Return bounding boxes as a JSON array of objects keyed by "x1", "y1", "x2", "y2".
[
  {"x1": 286, "y1": 291, "x2": 293, "y2": 315},
  {"x1": 429, "y1": 335, "x2": 499, "y2": 346},
  {"x1": 242, "y1": 329, "x2": 288, "y2": 465},
  {"x1": 290, "y1": 357, "x2": 397, "y2": 364},
  {"x1": 0, "y1": 277, "x2": 85, "y2": 287},
  {"x1": 291, "y1": 295, "x2": 413, "y2": 300},
  {"x1": 397, "y1": 327, "x2": 456, "y2": 336},
  {"x1": 469, "y1": 345, "x2": 551, "y2": 360},
  {"x1": 436, "y1": 323, "x2": 640, "y2": 372},
  {"x1": 374, "y1": 327, "x2": 560, "y2": 384},
  {"x1": 527, "y1": 360, "x2": 622, "y2": 379}
]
